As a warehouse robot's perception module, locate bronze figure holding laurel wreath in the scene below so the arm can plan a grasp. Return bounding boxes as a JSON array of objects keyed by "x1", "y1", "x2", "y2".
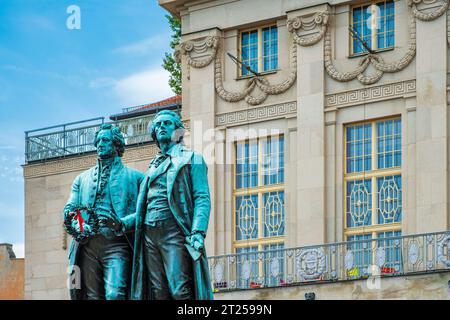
[{"x1": 63, "y1": 124, "x2": 144, "y2": 300}]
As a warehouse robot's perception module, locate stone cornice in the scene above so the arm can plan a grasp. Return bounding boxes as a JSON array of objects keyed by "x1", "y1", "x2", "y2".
[{"x1": 23, "y1": 143, "x2": 159, "y2": 179}]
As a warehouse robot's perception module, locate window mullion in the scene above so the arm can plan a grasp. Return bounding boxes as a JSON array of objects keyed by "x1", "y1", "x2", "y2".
[
  {"x1": 258, "y1": 192, "x2": 263, "y2": 244},
  {"x1": 258, "y1": 243, "x2": 263, "y2": 279},
  {"x1": 371, "y1": 4, "x2": 377, "y2": 50},
  {"x1": 258, "y1": 138, "x2": 262, "y2": 188},
  {"x1": 371, "y1": 177, "x2": 377, "y2": 229},
  {"x1": 258, "y1": 28, "x2": 262, "y2": 73},
  {"x1": 258, "y1": 138, "x2": 263, "y2": 246},
  {"x1": 239, "y1": 32, "x2": 243, "y2": 76},
  {"x1": 371, "y1": 122, "x2": 377, "y2": 228}
]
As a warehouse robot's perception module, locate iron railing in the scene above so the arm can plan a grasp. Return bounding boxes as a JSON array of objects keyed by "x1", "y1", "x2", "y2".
[
  {"x1": 25, "y1": 114, "x2": 157, "y2": 163},
  {"x1": 207, "y1": 230, "x2": 450, "y2": 292}
]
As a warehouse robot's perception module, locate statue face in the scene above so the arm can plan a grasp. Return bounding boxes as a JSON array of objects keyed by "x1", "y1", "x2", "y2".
[
  {"x1": 153, "y1": 114, "x2": 177, "y2": 144},
  {"x1": 96, "y1": 129, "x2": 116, "y2": 159}
]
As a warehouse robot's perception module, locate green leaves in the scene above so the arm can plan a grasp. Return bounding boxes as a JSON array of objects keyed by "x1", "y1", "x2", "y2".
[{"x1": 162, "y1": 14, "x2": 182, "y2": 95}]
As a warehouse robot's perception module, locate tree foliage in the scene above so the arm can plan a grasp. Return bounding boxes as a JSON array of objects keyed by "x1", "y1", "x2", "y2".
[{"x1": 162, "y1": 14, "x2": 182, "y2": 95}]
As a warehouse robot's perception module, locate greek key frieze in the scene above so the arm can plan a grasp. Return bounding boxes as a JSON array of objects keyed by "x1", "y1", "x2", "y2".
[
  {"x1": 215, "y1": 102, "x2": 297, "y2": 127},
  {"x1": 325, "y1": 80, "x2": 416, "y2": 108}
]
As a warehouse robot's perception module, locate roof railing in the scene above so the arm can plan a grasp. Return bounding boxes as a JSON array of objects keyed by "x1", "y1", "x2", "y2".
[{"x1": 24, "y1": 114, "x2": 157, "y2": 163}]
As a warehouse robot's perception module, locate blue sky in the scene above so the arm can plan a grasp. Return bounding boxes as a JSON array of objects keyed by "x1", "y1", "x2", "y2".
[{"x1": 0, "y1": 0, "x2": 174, "y2": 257}]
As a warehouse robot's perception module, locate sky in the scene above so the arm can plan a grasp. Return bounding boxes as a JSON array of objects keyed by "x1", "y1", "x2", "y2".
[{"x1": 0, "y1": 0, "x2": 174, "y2": 258}]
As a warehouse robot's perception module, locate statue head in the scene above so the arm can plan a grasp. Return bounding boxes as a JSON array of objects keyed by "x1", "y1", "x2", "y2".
[
  {"x1": 150, "y1": 110, "x2": 185, "y2": 148},
  {"x1": 93, "y1": 124, "x2": 125, "y2": 159}
]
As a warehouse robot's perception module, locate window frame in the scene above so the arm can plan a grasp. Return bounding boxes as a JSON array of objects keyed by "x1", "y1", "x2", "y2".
[
  {"x1": 238, "y1": 23, "x2": 279, "y2": 78},
  {"x1": 350, "y1": 0, "x2": 395, "y2": 56},
  {"x1": 343, "y1": 117, "x2": 402, "y2": 240},
  {"x1": 232, "y1": 135, "x2": 285, "y2": 252}
]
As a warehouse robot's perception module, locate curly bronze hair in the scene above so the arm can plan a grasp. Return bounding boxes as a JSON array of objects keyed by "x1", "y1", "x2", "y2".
[
  {"x1": 93, "y1": 124, "x2": 126, "y2": 157},
  {"x1": 150, "y1": 110, "x2": 185, "y2": 147}
]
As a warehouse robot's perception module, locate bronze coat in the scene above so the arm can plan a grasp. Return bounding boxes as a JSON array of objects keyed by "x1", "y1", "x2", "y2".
[
  {"x1": 122, "y1": 143, "x2": 213, "y2": 300},
  {"x1": 64, "y1": 157, "x2": 144, "y2": 299}
]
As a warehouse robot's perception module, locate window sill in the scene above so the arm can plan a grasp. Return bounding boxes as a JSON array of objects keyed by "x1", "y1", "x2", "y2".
[
  {"x1": 236, "y1": 69, "x2": 279, "y2": 81},
  {"x1": 348, "y1": 46, "x2": 395, "y2": 59}
]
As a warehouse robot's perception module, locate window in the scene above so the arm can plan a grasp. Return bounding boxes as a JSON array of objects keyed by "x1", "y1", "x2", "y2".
[
  {"x1": 344, "y1": 118, "x2": 402, "y2": 276},
  {"x1": 240, "y1": 25, "x2": 278, "y2": 76},
  {"x1": 351, "y1": 1, "x2": 395, "y2": 54},
  {"x1": 234, "y1": 136, "x2": 285, "y2": 287}
]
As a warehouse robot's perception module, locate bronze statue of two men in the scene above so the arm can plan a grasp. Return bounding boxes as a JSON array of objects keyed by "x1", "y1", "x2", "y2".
[{"x1": 64, "y1": 110, "x2": 213, "y2": 300}]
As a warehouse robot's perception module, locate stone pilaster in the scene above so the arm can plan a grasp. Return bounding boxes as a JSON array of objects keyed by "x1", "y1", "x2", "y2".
[
  {"x1": 288, "y1": 4, "x2": 329, "y2": 246},
  {"x1": 214, "y1": 128, "x2": 226, "y2": 255},
  {"x1": 284, "y1": 118, "x2": 298, "y2": 248},
  {"x1": 415, "y1": 3, "x2": 448, "y2": 232},
  {"x1": 181, "y1": 28, "x2": 222, "y2": 255},
  {"x1": 325, "y1": 109, "x2": 337, "y2": 243}
]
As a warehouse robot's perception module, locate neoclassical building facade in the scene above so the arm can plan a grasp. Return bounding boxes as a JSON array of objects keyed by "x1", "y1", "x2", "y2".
[{"x1": 23, "y1": 0, "x2": 450, "y2": 299}]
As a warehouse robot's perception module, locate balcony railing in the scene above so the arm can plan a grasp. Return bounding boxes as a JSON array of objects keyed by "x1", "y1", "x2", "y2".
[
  {"x1": 25, "y1": 114, "x2": 157, "y2": 163},
  {"x1": 207, "y1": 230, "x2": 450, "y2": 292}
]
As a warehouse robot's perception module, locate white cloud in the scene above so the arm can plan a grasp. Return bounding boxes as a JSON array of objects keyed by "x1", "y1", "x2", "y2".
[
  {"x1": 12, "y1": 242, "x2": 24, "y2": 258},
  {"x1": 2, "y1": 64, "x2": 81, "y2": 86},
  {"x1": 0, "y1": 152, "x2": 23, "y2": 183},
  {"x1": 112, "y1": 34, "x2": 170, "y2": 56},
  {"x1": 89, "y1": 66, "x2": 174, "y2": 106},
  {"x1": 89, "y1": 77, "x2": 116, "y2": 89},
  {"x1": 114, "y1": 67, "x2": 173, "y2": 106}
]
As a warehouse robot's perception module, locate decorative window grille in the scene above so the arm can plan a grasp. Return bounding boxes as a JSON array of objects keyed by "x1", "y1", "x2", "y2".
[
  {"x1": 344, "y1": 118, "x2": 402, "y2": 275},
  {"x1": 234, "y1": 136, "x2": 285, "y2": 286}
]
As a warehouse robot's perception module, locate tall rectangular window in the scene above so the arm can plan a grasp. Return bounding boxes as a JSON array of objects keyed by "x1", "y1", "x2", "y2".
[
  {"x1": 234, "y1": 136, "x2": 285, "y2": 287},
  {"x1": 240, "y1": 25, "x2": 278, "y2": 76},
  {"x1": 352, "y1": 1, "x2": 395, "y2": 54},
  {"x1": 344, "y1": 118, "x2": 402, "y2": 276},
  {"x1": 241, "y1": 30, "x2": 259, "y2": 76}
]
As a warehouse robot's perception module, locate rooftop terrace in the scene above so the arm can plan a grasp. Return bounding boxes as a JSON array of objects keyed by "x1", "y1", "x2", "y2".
[{"x1": 24, "y1": 96, "x2": 181, "y2": 163}]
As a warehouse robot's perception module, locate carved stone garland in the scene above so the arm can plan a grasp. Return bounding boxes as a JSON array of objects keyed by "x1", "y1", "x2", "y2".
[
  {"x1": 176, "y1": 1, "x2": 448, "y2": 104},
  {"x1": 324, "y1": 13, "x2": 417, "y2": 85},
  {"x1": 176, "y1": 36, "x2": 220, "y2": 79},
  {"x1": 447, "y1": 3, "x2": 450, "y2": 46},
  {"x1": 408, "y1": 0, "x2": 449, "y2": 21},
  {"x1": 214, "y1": 44, "x2": 297, "y2": 105},
  {"x1": 324, "y1": 0, "x2": 448, "y2": 85},
  {"x1": 213, "y1": 11, "x2": 331, "y2": 105},
  {"x1": 176, "y1": 28, "x2": 300, "y2": 105},
  {"x1": 287, "y1": 10, "x2": 330, "y2": 47}
]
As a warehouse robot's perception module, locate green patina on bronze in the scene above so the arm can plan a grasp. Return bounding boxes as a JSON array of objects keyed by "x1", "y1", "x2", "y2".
[
  {"x1": 64, "y1": 124, "x2": 144, "y2": 300},
  {"x1": 64, "y1": 111, "x2": 213, "y2": 300},
  {"x1": 122, "y1": 110, "x2": 213, "y2": 300}
]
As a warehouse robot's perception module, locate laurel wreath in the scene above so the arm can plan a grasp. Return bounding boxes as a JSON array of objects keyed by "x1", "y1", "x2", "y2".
[{"x1": 63, "y1": 206, "x2": 100, "y2": 243}]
